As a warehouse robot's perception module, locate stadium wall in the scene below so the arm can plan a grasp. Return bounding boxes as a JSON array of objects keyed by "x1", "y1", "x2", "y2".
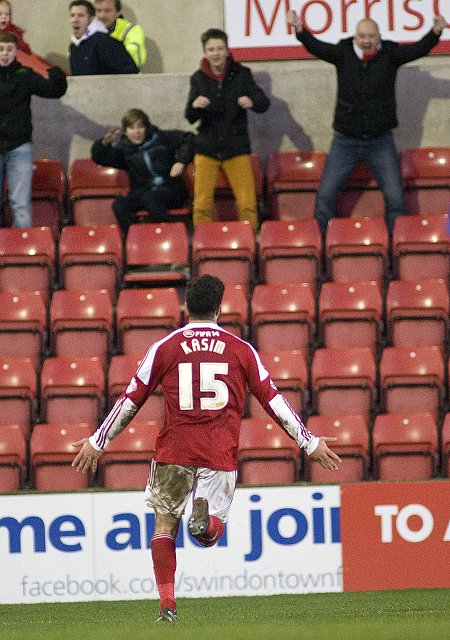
[{"x1": 1, "y1": 481, "x2": 449, "y2": 604}]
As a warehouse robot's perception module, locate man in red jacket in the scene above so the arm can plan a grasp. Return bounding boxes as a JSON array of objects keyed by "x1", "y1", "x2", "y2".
[{"x1": 72, "y1": 274, "x2": 341, "y2": 622}]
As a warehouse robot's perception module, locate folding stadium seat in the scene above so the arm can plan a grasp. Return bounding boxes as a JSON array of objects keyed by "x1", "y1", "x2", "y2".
[
  {"x1": 30, "y1": 422, "x2": 93, "y2": 491},
  {"x1": 386, "y1": 279, "x2": 449, "y2": 349},
  {"x1": 219, "y1": 284, "x2": 249, "y2": 339},
  {"x1": 326, "y1": 216, "x2": 389, "y2": 284},
  {"x1": 0, "y1": 358, "x2": 37, "y2": 437},
  {"x1": 98, "y1": 420, "x2": 159, "y2": 489},
  {"x1": 40, "y1": 356, "x2": 105, "y2": 426},
  {"x1": 258, "y1": 218, "x2": 322, "y2": 290},
  {"x1": 318, "y1": 280, "x2": 383, "y2": 350},
  {"x1": 379, "y1": 346, "x2": 445, "y2": 418},
  {"x1": 335, "y1": 163, "x2": 384, "y2": 218},
  {"x1": 442, "y1": 412, "x2": 450, "y2": 477},
  {"x1": 251, "y1": 283, "x2": 315, "y2": 354},
  {"x1": 2, "y1": 159, "x2": 66, "y2": 234},
  {"x1": 0, "y1": 226, "x2": 55, "y2": 302},
  {"x1": 248, "y1": 350, "x2": 308, "y2": 420},
  {"x1": 58, "y1": 225, "x2": 123, "y2": 300},
  {"x1": 123, "y1": 222, "x2": 189, "y2": 288},
  {"x1": 192, "y1": 221, "x2": 256, "y2": 293},
  {"x1": 311, "y1": 347, "x2": 377, "y2": 418},
  {"x1": 0, "y1": 424, "x2": 27, "y2": 492},
  {"x1": 185, "y1": 153, "x2": 264, "y2": 222},
  {"x1": 266, "y1": 150, "x2": 326, "y2": 221},
  {"x1": 372, "y1": 412, "x2": 438, "y2": 480},
  {"x1": 108, "y1": 355, "x2": 165, "y2": 424},
  {"x1": 392, "y1": 214, "x2": 449, "y2": 281},
  {"x1": 68, "y1": 158, "x2": 129, "y2": 226},
  {"x1": 0, "y1": 291, "x2": 47, "y2": 367},
  {"x1": 116, "y1": 287, "x2": 181, "y2": 357},
  {"x1": 401, "y1": 147, "x2": 450, "y2": 216},
  {"x1": 50, "y1": 289, "x2": 113, "y2": 366},
  {"x1": 237, "y1": 418, "x2": 300, "y2": 485},
  {"x1": 305, "y1": 414, "x2": 369, "y2": 482}
]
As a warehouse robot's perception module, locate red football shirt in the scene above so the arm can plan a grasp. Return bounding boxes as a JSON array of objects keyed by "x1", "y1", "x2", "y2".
[{"x1": 91, "y1": 322, "x2": 316, "y2": 470}]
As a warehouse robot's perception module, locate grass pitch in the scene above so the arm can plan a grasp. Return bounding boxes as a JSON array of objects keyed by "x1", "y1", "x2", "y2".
[{"x1": 1, "y1": 589, "x2": 449, "y2": 640}]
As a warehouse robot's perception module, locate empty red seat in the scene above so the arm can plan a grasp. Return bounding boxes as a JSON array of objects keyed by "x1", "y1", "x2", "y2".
[
  {"x1": 192, "y1": 221, "x2": 255, "y2": 293},
  {"x1": 98, "y1": 420, "x2": 159, "y2": 489},
  {"x1": 336, "y1": 162, "x2": 384, "y2": 218},
  {"x1": 373, "y1": 412, "x2": 438, "y2": 480},
  {"x1": 59, "y1": 225, "x2": 123, "y2": 300},
  {"x1": 123, "y1": 222, "x2": 189, "y2": 287},
  {"x1": 386, "y1": 279, "x2": 449, "y2": 349},
  {"x1": 311, "y1": 347, "x2": 376, "y2": 418},
  {"x1": 258, "y1": 219, "x2": 322, "y2": 290},
  {"x1": 238, "y1": 418, "x2": 300, "y2": 485},
  {"x1": 0, "y1": 424, "x2": 27, "y2": 492},
  {"x1": 30, "y1": 423, "x2": 93, "y2": 490},
  {"x1": 0, "y1": 291, "x2": 46, "y2": 366},
  {"x1": 116, "y1": 287, "x2": 181, "y2": 357},
  {"x1": 326, "y1": 216, "x2": 389, "y2": 284},
  {"x1": 249, "y1": 350, "x2": 307, "y2": 420},
  {"x1": 108, "y1": 355, "x2": 164, "y2": 424},
  {"x1": 441, "y1": 412, "x2": 450, "y2": 477},
  {"x1": 305, "y1": 414, "x2": 369, "y2": 482},
  {"x1": 401, "y1": 147, "x2": 450, "y2": 215},
  {"x1": 379, "y1": 346, "x2": 445, "y2": 418},
  {"x1": 50, "y1": 289, "x2": 113, "y2": 365},
  {"x1": 392, "y1": 214, "x2": 449, "y2": 281},
  {"x1": 69, "y1": 158, "x2": 129, "y2": 226},
  {"x1": 319, "y1": 280, "x2": 382, "y2": 349},
  {"x1": 185, "y1": 153, "x2": 264, "y2": 222},
  {"x1": 219, "y1": 285, "x2": 249, "y2": 339},
  {"x1": 0, "y1": 226, "x2": 55, "y2": 302},
  {"x1": 40, "y1": 356, "x2": 105, "y2": 426},
  {"x1": 0, "y1": 358, "x2": 37, "y2": 437},
  {"x1": 251, "y1": 283, "x2": 315, "y2": 354},
  {"x1": 266, "y1": 150, "x2": 326, "y2": 221}
]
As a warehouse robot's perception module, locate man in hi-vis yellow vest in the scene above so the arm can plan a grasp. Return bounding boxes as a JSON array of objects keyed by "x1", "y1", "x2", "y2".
[{"x1": 95, "y1": 0, "x2": 147, "y2": 68}]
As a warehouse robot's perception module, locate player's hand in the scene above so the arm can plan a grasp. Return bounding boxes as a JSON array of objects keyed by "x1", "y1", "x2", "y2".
[
  {"x1": 170, "y1": 161, "x2": 185, "y2": 177},
  {"x1": 309, "y1": 437, "x2": 341, "y2": 471},
  {"x1": 71, "y1": 438, "x2": 102, "y2": 474},
  {"x1": 286, "y1": 10, "x2": 303, "y2": 33},
  {"x1": 192, "y1": 95, "x2": 211, "y2": 109},
  {"x1": 237, "y1": 95, "x2": 253, "y2": 109},
  {"x1": 433, "y1": 15, "x2": 446, "y2": 36},
  {"x1": 102, "y1": 127, "x2": 120, "y2": 145}
]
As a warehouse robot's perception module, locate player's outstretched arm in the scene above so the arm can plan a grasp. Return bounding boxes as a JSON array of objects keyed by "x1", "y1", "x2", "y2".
[
  {"x1": 71, "y1": 438, "x2": 102, "y2": 474},
  {"x1": 308, "y1": 437, "x2": 341, "y2": 471}
]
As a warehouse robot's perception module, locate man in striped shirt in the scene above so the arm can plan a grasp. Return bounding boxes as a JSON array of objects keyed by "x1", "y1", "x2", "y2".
[{"x1": 72, "y1": 274, "x2": 341, "y2": 621}]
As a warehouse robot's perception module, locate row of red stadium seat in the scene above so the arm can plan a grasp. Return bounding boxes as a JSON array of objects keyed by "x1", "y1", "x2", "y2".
[
  {"x1": 1, "y1": 412, "x2": 449, "y2": 492},
  {"x1": 0, "y1": 215, "x2": 448, "y2": 300},
  {"x1": 0, "y1": 345, "x2": 448, "y2": 435},
  {"x1": 1, "y1": 148, "x2": 449, "y2": 231}
]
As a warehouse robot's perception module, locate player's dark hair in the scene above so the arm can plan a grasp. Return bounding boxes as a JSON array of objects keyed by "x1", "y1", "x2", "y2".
[
  {"x1": 69, "y1": 0, "x2": 95, "y2": 17},
  {"x1": 201, "y1": 28, "x2": 228, "y2": 49},
  {"x1": 186, "y1": 275, "x2": 224, "y2": 320}
]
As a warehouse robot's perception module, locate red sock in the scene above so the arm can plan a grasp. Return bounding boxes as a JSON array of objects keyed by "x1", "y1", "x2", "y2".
[
  {"x1": 195, "y1": 515, "x2": 224, "y2": 547},
  {"x1": 151, "y1": 533, "x2": 176, "y2": 610}
]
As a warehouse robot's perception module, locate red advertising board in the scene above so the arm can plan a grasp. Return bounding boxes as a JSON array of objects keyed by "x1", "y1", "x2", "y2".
[{"x1": 340, "y1": 480, "x2": 450, "y2": 591}]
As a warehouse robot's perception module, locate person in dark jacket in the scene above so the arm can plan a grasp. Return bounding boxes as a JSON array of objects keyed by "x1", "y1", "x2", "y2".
[
  {"x1": 185, "y1": 28, "x2": 270, "y2": 229},
  {"x1": 69, "y1": 0, "x2": 138, "y2": 75},
  {"x1": 287, "y1": 11, "x2": 446, "y2": 235},
  {"x1": 91, "y1": 108, "x2": 195, "y2": 233},
  {"x1": 0, "y1": 32, "x2": 67, "y2": 228}
]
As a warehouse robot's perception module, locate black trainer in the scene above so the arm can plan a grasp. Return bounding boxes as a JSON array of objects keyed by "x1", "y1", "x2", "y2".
[
  {"x1": 157, "y1": 608, "x2": 177, "y2": 622},
  {"x1": 188, "y1": 497, "x2": 209, "y2": 536}
]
